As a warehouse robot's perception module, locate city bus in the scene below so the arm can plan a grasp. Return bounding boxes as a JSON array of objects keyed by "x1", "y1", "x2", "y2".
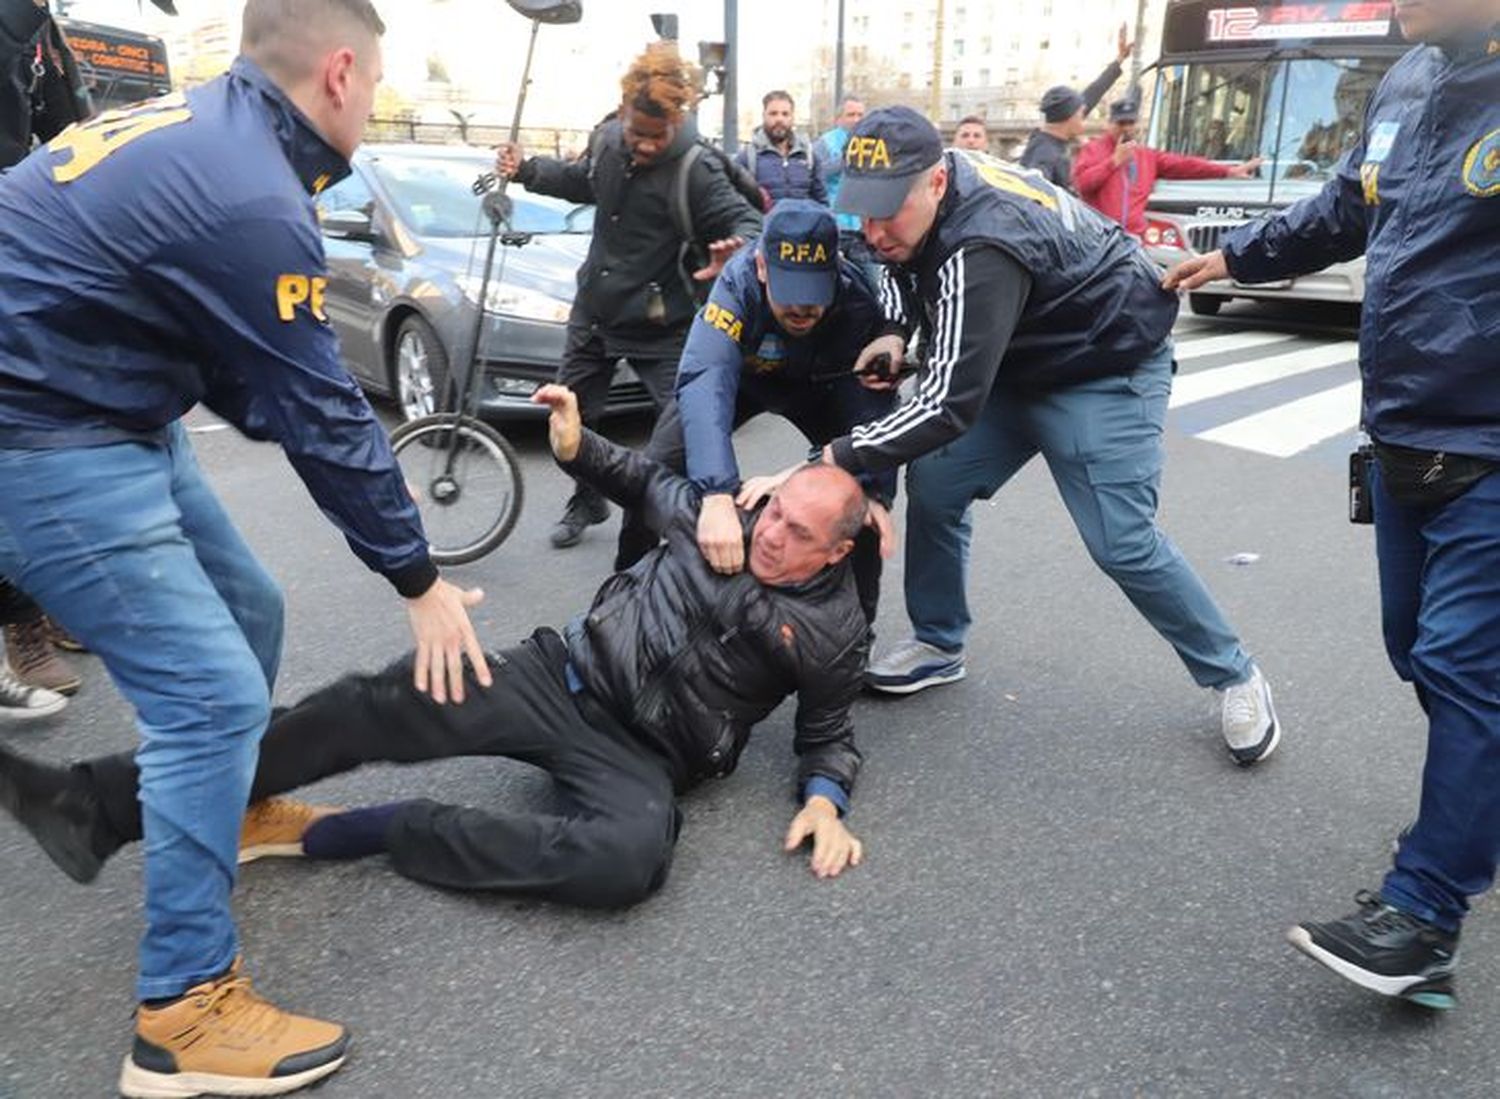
[
  {"x1": 1140, "y1": 0, "x2": 1408, "y2": 315},
  {"x1": 57, "y1": 18, "x2": 170, "y2": 113}
]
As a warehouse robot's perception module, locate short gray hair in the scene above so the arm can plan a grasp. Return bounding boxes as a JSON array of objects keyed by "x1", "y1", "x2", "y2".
[
  {"x1": 785, "y1": 464, "x2": 867, "y2": 547},
  {"x1": 242, "y1": 0, "x2": 385, "y2": 81}
]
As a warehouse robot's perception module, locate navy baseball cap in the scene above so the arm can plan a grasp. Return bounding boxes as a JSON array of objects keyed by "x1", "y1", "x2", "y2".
[
  {"x1": 761, "y1": 199, "x2": 839, "y2": 307},
  {"x1": 835, "y1": 106, "x2": 943, "y2": 220}
]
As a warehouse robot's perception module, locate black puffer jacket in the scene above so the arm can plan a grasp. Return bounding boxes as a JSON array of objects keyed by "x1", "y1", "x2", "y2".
[
  {"x1": 517, "y1": 116, "x2": 763, "y2": 359},
  {"x1": 560, "y1": 430, "x2": 867, "y2": 797}
]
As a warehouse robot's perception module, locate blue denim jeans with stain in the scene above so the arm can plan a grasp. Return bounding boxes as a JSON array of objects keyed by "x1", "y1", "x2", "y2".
[
  {"x1": 902, "y1": 341, "x2": 1252, "y2": 689},
  {"x1": 1373, "y1": 463, "x2": 1500, "y2": 931},
  {"x1": 0, "y1": 421, "x2": 282, "y2": 1000}
]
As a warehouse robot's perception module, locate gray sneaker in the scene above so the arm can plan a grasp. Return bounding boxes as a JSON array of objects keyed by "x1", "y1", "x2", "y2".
[
  {"x1": 864, "y1": 638, "x2": 966, "y2": 695},
  {"x1": 0, "y1": 661, "x2": 66, "y2": 721},
  {"x1": 1217, "y1": 663, "x2": 1279, "y2": 765}
]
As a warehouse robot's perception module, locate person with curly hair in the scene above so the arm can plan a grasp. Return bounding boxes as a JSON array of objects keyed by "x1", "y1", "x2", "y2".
[{"x1": 498, "y1": 41, "x2": 763, "y2": 550}]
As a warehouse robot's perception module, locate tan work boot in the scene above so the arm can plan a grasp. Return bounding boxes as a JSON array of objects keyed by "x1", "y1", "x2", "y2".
[
  {"x1": 43, "y1": 614, "x2": 87, "y2": 653},
  {"x1": 239, "y1": 797, "x2": 342, "y2": 865},
  {"x1": 118, "y1": 960, "x2": 349, "y2": 1098},
  {"x1": 4, "y1": 617, "x2": 81, "y2": 696}
]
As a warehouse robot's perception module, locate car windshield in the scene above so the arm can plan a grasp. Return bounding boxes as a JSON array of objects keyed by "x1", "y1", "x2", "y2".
[
  {"x1": 1152, "y1": 55, "x2": 1392, "y2": 181},
  {"x1": 368, "y1": 153, "x2": 594, "y2": 237}
]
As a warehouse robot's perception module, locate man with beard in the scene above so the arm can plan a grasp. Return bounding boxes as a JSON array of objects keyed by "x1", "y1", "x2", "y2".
[
  {"x1": 739, "y1": 89, "x2": 828, "y2": 206},
  {"x1": 497, "y1": 42, "x2": 763, "y2": 549}
]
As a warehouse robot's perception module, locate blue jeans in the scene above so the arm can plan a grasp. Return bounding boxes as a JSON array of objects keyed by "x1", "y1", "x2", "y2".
[
  {"x1": 0, "y1": 422, "x2": 283, "y2": 1000},
  {"x1": 903, "y1": 342, "x2": 1252, "y2": 689},
  {"x1": 1374, "y1": 464, "x2": 1500, "y2": 932}
]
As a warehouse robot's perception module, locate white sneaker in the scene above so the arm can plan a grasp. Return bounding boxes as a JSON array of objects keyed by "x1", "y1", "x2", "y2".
[
  {"x1": 1218, "y1": 664, "x2": 1279, "y2": 765},
  {"x1": 0, "y1": 661, "x2": 66, "y2": 721},
  {"x1": 864, "y1": 638, "x2": 966, "y2": 695}
]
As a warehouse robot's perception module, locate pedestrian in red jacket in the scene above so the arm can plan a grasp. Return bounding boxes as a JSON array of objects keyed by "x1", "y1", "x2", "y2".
[{"x1": 1075, "y1": 92, "x2": 1262, "y2": 236}]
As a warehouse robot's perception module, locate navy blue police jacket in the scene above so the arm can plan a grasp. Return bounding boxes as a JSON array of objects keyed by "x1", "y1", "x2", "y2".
[
  {"x1": 676, "y1": 245, "x2": 898, "y2": 503},
  {"x1": 0, "y1": 57, "x2": 435, "y2": 596},
  {"x1": 1221, "y1": 28, "x2": 1500, "y2": 459}
]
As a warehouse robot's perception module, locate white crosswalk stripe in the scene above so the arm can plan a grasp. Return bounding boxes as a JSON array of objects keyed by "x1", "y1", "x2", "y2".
[
  {"x1": 1168, "y1": 319, "x2": 1361, "y2": 459},
  {"x1": 1169, "y1": 342, "x2": 1359, "y2": 408}
]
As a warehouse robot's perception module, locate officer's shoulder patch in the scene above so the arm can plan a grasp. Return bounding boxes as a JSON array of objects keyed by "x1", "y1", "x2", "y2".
[{"x1": 1462, "y1": 129, "x2": 1500, "y2": 197}]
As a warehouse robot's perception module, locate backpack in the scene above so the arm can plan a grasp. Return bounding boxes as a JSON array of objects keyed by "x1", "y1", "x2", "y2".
[{"x1": 0, "y1": 0, "x2": 90, "y2": 169}]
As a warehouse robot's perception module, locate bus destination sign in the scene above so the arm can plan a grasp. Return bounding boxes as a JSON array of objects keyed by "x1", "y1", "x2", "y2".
[{"x1": 1206, "y1": 3, "x2": 1394, "y2": 42}]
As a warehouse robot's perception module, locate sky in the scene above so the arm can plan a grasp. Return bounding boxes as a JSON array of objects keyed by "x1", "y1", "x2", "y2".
[{"x1": 58, "y1": 0, "x2": 830, "y2": 139}]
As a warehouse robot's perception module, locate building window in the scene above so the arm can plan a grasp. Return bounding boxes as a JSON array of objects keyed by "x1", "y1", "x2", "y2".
[
  {"x1": 978, "y1": 67, "x2": 990, "y2": 85},
  {"x1": 952, "y1": 71, "x2": 964, "y2": 87},
  {"x1": 954, "y1": 38, "x2": 965, "y2": 57}
]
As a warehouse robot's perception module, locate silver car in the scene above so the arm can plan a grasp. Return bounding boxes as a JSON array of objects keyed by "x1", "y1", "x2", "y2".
[{"x1": 315, "y1": 144, "x2": 655, "y2": 420}]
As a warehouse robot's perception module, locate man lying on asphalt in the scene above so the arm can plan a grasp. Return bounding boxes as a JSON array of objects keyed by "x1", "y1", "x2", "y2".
[{"x1": 0, "y1": 385, "x2": 870, "y2": 904}]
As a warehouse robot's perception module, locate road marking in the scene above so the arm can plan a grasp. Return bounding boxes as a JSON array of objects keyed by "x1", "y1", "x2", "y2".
[
  {"x1": 1169, "y1": 342, "x2": 1358, "y2": 408},
  {"x1": 1194, "y1": 380, "x2": 1362, "y2": 457},
  {"x1": 1172, "y1": 331, "x2": 1298, "y2": 361}
]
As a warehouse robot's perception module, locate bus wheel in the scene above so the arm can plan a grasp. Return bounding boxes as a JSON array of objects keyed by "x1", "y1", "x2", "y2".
[{"x1": 1189, "y1": 293, "x2": 1224, "y2": 317}]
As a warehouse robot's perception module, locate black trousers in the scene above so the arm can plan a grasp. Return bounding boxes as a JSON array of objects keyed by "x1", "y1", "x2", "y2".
[
  {"x1": 614, "y1": 397, "x2": 886, "y2": 624},
  {"x1": 557, "y1": 321, "x2": 679, "y2": 509},
  {"x1": 0, "y1": 577, "x2": 41, "y2": 627},
  {"x1": 83, "y1": 629, "x2": 681, "y2": 909}
]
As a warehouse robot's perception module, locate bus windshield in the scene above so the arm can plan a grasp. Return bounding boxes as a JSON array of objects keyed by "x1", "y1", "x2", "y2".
[{"x1": 1151, "y1": 54, "x2": 1392, "y2": 182}]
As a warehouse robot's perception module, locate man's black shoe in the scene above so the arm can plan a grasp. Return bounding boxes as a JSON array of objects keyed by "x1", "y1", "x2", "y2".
[
  {"x1": 1287, "y1": 890, "x2": 1458, "y2": 1010},
  {"x1": 0, "y1": 745, "x2": 110, "y2": 884},
  {"x1": 550, "y1": 489, "x2": 610, "y2": 549}
]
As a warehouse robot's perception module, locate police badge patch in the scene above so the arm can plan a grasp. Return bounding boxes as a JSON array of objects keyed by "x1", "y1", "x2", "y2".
[{"x1": 1462, "y1": 129, "x2": 1500, "y2": 198}]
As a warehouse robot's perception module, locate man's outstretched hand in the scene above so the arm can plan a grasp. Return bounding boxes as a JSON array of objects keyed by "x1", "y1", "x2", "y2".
[
  {"x1": 406, "y1": 579, "x2": 492, "y2": 705},
  {"x1": 693, "y1": 236, "x2": 747, "y2": 282},
  {"x1": 1161, "y1": 249, "x2": 1230, "y2": 292},
  {"x1": 532, "y1": 384, "x2": 582, "y2": 461},
  {"x1": 784, "y1": 797, "x2": 864, "y2": 879}
]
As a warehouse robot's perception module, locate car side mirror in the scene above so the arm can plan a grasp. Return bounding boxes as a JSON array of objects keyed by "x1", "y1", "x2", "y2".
[{"x1": 321, "y1": 207, "x2": 376, "y2": 242}]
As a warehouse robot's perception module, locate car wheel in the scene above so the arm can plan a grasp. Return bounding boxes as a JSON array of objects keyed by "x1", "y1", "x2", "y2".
[
  {"x1": 1189, "y1": 293, "x2": 1224, "y2": 317},
  {"x1": 393, "y1": 314, "x2": 451, "y2": 422}
]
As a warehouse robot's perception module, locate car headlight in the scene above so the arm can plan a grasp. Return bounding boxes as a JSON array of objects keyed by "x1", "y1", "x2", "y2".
[{"x1": 456, "y1": 275, "x2": 571, "y2": 324}]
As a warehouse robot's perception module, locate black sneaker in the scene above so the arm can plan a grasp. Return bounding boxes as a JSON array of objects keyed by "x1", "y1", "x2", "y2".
[
  {"x1": 549, "y1": 489, "x2": 610, "y2": 549},
  {"x1": 1287, "y1": 890, "x2": 1459, "y2": 1009},
  {"x1": 0, "y1": 744, "x2": 111, "y2": 884}
]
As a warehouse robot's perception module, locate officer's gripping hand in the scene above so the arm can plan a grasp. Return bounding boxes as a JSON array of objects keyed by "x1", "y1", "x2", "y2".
[
  {"x1": 864, "y1": 498, "x2": 896, "y2": 560},
  {"x1": 735, "y1": 463, "x2": 801, "y2": 510},
  {"x1": 406, "y1": 579, "x2": 492, "y2": 705},
  {"x1": 697, "y1": 493, "x2": 746, "y2": 574},
  {"x1": 1161, "y1": 249, "x2": 1229, "y2": 292},
  {"x1": 532, "y1": 384, "x2": 582, "y2": 461},
  {"x1": 853, "y1": 334, "x2": 907, "y2": 391},
  {"x1": 784, "y1": 797, "x2": 864, "y2": 879}
]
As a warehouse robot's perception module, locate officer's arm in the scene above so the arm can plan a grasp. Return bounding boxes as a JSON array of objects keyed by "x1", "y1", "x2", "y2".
[
  {"x1": 515, "y1": 153, "x2": 597, "y2": 205},
  {"x1": 677, "y1": 274, "x2": 752, "y2": 496},
  {"x1": 875, "y1": 263, "x2": 918, "y2": 342},
  {"x1": 148, "y1": 214, "x2": 434, "y2": 597},
  {"x1": 1219, "y1": 141, "x2": 1371, "y2": 283},
  {"x1": 828, "y1": 245, "x2": 1031, "y2": 474}
]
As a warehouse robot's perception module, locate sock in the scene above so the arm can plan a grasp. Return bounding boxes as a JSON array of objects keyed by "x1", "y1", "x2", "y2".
[{"x1": 302, "y1": 801, "x2": 413, "y2": 860}]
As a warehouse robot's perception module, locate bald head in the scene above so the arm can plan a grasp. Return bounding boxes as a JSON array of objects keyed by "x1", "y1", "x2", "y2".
[
  {"x1": 241, "y1": 0, "x2": 384, "y2": 84},
  {"x1": 748, "y1": 464, "x2": 866, "y2": 587}
]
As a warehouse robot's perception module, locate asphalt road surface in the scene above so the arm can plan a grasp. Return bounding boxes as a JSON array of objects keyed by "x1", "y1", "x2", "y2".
[{"x1": 3, "y1": 305, "x2": 1495, "y2": 1098}]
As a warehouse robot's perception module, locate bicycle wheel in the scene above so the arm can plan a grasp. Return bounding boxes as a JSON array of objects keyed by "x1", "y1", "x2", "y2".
[{"x1": 390, "y1": 414, "x2": 524, "y2": 565}]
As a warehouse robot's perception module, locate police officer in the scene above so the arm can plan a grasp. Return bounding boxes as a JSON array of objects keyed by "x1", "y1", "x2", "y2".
[
  {"x1": 826, "y1": 107, "x2": 1280, "y2": 764},
  {"x1": 615, "y1": 199, "x2": 897, "y2": 622},
  {"x1": 1166, "y1": 0, "x2": 1500, "y2": 1011},
  {"x1": 0, "y1": 2, "x2": 489, "y2": 1095}
]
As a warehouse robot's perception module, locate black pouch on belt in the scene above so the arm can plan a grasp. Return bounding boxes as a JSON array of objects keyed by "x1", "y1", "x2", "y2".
[{"x1": 1373, "y1": 441, "x2": 1498, "y2": 508}]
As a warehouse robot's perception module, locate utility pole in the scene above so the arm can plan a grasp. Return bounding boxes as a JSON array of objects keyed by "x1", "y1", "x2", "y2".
[
  {"x1": 723, "y1": 0, "x2": 739, "y2": 152},
  {"x1": 928, "y1": 0, "x2": 944, "y2": 121},
  {"x1": 833, "y1": 0, "x2": 846, "y2": 111},
  {"x1": 1131, "y1": 0, "x2": 1150, "y2": 87}
]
